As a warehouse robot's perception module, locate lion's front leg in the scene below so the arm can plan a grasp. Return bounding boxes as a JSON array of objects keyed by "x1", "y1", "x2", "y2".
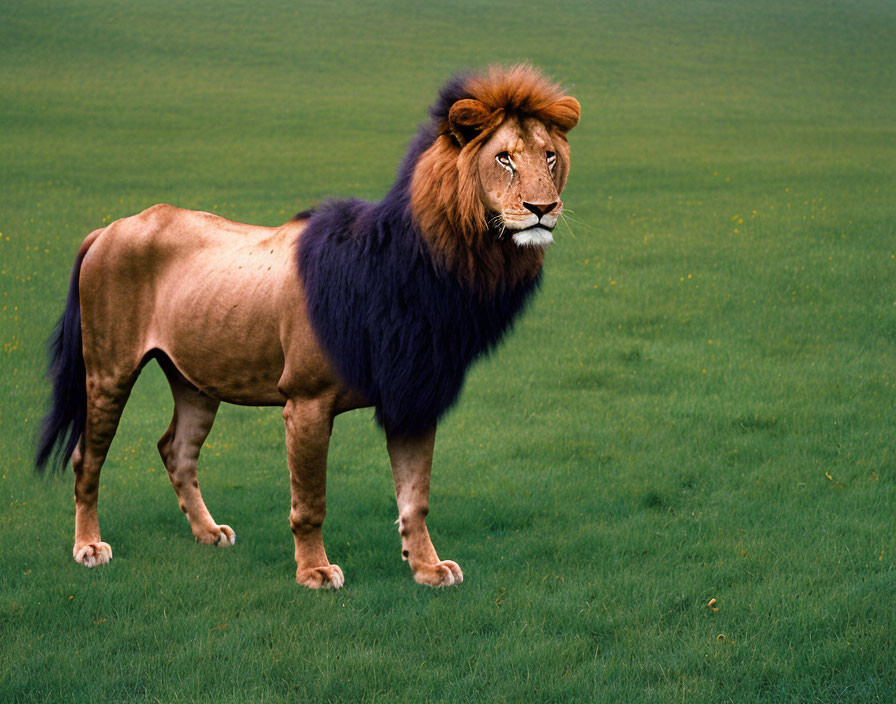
[
  {"x1": 283, "y1": 398, "x2": 344, "y2": 590},
  {"x1": 387, "y1": 427, "x2": 463, "y2": 587}
]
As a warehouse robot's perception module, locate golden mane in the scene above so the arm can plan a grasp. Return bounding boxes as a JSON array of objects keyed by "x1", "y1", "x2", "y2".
[{"x1": 409, "y1": 65, "x2": 578, "y2": 292}]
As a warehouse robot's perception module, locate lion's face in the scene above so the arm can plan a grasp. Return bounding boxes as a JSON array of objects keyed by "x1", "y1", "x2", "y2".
[
  {"x1": 475, "y1": 117, "x2": 570, "y2": 247},
  {"x1": 409, "y1": 66, "x2": 579, "y2": 288}
]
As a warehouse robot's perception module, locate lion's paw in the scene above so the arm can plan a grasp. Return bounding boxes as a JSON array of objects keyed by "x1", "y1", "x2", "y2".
[
  {"x1": 413, "y1": 559, "x2": 463, "y2": 587},
  {"x1": 73, "y1": 542, "x2": 112, "y2": 567},
  {"x1": 195, "y1": 524, "x2": 236, "y2": 547},
  {"x1": 296, "y1": 564, "x2": 344, "y2": 590}
]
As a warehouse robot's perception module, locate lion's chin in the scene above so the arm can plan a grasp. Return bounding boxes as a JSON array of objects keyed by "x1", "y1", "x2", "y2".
[{"x1": 511, "y1": 227, "x2": 554, "y2": 248}]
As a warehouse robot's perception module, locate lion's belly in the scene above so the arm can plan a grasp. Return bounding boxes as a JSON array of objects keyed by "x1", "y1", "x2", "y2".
[
  {"x1": 151, "y1": 272, "x2": 287, "y2": 404},
  {"x1": 159, "y1": 330, "x2": 287, "y2": 407}
]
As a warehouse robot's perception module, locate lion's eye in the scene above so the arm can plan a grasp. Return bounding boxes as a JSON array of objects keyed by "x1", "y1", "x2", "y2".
[
  {"x1": 546, "y1": 151, "x2": 557, "y2": 170},
  {"x1": 496, "y1": 152, "x2": 515, "y2": 171}
]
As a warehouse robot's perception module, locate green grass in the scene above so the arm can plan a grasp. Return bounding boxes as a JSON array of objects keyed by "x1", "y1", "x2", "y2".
[{"x1": 2, "y1": 0, "x2": 895, "y2": 701}]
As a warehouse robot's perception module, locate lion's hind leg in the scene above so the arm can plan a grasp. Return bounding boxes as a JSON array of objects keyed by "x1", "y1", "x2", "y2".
[
  {"x1": 73, "y1": 372, "x2": 139, "y2": 567},
  {"x1": 158, "y1": 359, "x2": 234, "y2": 547},
  {"x1": 71, "y1": 439, "x2": 110, "y2": 565}
]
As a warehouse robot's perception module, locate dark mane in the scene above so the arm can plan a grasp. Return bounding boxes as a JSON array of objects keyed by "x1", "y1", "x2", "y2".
[
  {"x1": 290, "y1": 208, "x2": 316, "y2": 222},
  {"x1": 428, "y1": 73, "x2": 475, "y2": 125},
  {"x1": 296, "y1": 66, "x2": 573, "y2": 436}
]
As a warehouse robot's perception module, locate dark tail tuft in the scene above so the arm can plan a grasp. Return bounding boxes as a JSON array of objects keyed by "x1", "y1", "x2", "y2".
[{"x1": 35, "y1": 251, "x2": 88, "y2": 474}]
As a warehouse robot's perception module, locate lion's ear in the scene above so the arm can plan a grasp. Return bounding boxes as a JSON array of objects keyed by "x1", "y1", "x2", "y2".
[
  {"x1": 448, "y1": 99, "x2": 492, "y2": 146},
  {"x1": 546, "y1": 96, "x2": 580, "y2": 133}
]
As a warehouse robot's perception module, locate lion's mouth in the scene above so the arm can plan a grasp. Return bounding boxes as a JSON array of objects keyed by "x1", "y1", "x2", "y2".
[{"x1": 511, "y1": 225, "x2": 554, "y2": 248}]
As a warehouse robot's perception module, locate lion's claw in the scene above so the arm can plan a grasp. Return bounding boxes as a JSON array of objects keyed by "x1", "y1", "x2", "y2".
[
  {"x1": 413, "y1": 559, "x2": 464, "y2": 587},
  {"x1": 296, "y1": 564, "x2": 345, "y2": 590},
  {"x1": 73, "y1": 542, "x2": 113, "y2": 567},
  {"x1": 196, "y1": 524, "x2": 235, "y2": 546}
]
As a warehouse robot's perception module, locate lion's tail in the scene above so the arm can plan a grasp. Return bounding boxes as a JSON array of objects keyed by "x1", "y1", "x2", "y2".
[{"x1": 35, "y1": 237, "x2": 96, "y2": 473}]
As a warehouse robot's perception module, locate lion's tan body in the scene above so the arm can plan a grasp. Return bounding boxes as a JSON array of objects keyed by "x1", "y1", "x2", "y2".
[
  {"x1": 73, "y1": 206, "x2": 373, "y2": 587},
  {"x1": 62, "y1": 65, "x2": 579, "y2": 589},
  {"x1": 81, "y1": 205, "x2": 350, "y2": 408}
]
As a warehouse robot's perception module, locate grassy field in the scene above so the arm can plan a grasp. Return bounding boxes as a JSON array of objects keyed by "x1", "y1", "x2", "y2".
[{"x1": 2, "y1": 0, "x2": 895, "y2": 701}]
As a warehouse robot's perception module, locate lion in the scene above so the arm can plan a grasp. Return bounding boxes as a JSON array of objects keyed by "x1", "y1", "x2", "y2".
[{"x1": 36, "y1": 64, "x2": 580, "y2": 589}]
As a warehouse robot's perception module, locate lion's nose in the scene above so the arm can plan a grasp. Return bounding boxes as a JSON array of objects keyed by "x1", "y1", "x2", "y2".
[{"x1": 522, "y1": 201, "x2": 558, "y2": 218}]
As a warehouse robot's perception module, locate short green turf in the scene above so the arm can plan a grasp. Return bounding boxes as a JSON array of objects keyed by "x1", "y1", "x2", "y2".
[{"x1": 1, "y1": 1, "x2": 894, "y2": 702}]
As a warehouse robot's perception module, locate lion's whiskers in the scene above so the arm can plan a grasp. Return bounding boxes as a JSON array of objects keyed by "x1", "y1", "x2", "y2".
[
  {"x1": 557, "y1": 211, "x2": 590, "y2": 240},
  {"x1": 558, "y1": 209, "x2": 591, "y2": 228},
  {"x1": 488, "y1": 213, "x2": 507, "y2": 239}
]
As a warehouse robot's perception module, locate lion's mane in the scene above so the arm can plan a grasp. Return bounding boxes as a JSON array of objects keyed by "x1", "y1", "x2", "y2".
[{"x1": 297, "y1": 65, "x2": 575, "y2": 436}]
